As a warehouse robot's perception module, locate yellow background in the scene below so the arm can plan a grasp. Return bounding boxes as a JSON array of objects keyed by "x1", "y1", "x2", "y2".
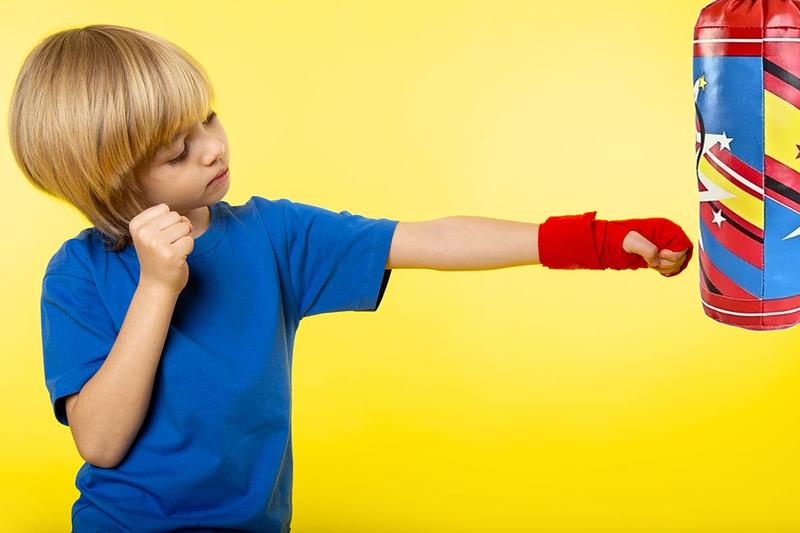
[{"x1": 2, "y1": 1, "x2": 798, "y2": 531}]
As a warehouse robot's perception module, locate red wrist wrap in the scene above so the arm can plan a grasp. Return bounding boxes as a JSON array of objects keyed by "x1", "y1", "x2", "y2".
[{"x1": 538, "y1": 211, "x2": 694, "y2": 275}]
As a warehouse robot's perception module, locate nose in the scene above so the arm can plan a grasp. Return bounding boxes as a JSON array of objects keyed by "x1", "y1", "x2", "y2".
[{"x1": 202, "y1": 138, "x2": 225, "y2": 166}]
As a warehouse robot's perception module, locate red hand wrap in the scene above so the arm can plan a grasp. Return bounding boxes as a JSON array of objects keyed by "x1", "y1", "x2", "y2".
[{"x1": 538, "y1": 211, "x2": 694, "y2": 276}]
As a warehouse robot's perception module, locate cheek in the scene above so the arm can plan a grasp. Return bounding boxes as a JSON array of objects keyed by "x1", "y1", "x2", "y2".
[{"x1": 148, "y1": 168, "x2": 183, "y2": 190}]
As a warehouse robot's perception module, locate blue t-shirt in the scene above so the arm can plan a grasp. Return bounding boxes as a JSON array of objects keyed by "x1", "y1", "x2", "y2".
[{"x1": 40, "y1": 195, "x2": 399, "y2": 532}]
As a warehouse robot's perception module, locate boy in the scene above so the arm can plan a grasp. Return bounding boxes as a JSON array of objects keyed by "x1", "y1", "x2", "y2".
[{"x1": 9, "y1": 24, "x2": 691, "y2": 532}]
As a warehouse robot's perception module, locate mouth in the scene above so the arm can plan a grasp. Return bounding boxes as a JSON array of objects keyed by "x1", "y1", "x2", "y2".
[{"x1": 208, "y1": 166, "x2": 229, "y2": 186}]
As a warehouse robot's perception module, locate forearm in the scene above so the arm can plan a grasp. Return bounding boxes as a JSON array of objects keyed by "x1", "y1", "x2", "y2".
[
  {"x1": 70, "y1": 282, "x2": 178, "y2": 468},
  {"x1": 391, "y1": 216, "x2": 540, "y2": 271}
]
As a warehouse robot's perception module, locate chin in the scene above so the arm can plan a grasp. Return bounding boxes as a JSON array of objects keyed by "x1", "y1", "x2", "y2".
[{"x1": 213, "y1": 182, "x2": 230, "y2": 198}]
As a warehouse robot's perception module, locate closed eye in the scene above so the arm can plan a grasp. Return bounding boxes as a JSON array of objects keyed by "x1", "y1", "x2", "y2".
[{"x1": 166, "y1": 111, "x2": 217, "y2": 165}]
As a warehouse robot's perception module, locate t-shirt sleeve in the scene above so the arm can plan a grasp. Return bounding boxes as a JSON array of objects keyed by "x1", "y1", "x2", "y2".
[
  {"x1": 41, "y1": 262, "x2": 117, "y2": 426},
  {"x1": 274, "y1": 197, "x2": 399, "y2": 321}
]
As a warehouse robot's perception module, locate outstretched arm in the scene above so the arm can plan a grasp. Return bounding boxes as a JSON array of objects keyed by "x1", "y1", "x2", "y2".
[{"x1": 385, "y1": 216, "x2": 691, "y2": 275}]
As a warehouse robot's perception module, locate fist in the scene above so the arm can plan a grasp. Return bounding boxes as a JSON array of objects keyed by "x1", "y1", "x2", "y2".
[
  {"x1": 599, "y1": 215, "x2": 693, "y2": 276},
  {"x1": 129, "y1": 203, "x2": 195, "y2": 295},
  {"x1": 623, "y1": 230, "x2": 691, "y2": 277}
]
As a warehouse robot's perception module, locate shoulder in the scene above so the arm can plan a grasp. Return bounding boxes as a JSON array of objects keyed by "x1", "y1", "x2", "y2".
[
  {"x1": 238, "y1": 195, "x2": 293, "y2": 214},
  {"x1": 43, "y1": 226, "x2": 123, "y2": 282},
  {"x1": 229, "y1": 195, "x2": 342, "y2": 234},
  {"x1": 43, "y1": 229, "x2": 97, "y2": 280},
  {"x1": 234, "y1": 195, "x2": 298, "y2": 228}
]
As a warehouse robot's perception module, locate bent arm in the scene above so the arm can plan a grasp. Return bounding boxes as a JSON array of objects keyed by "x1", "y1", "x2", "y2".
[
  {"x1": 68, "y1": 282, "x2": 179, "y2": 468},
  {"x1": 386, "y1": 217, "x2": 540, "y2": 271}
]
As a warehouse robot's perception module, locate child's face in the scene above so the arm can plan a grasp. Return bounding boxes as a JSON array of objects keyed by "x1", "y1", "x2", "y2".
[{"x1": 138, "y1": 111, "x2": 230, "y2": 211}]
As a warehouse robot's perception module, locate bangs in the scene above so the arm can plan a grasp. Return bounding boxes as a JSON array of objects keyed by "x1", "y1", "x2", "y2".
[
  {"x1": 141, "y1": 74, "x2": 215, "y2": 159},
  {"x1": 118, "y1": 32, "x2": 216, "y2": 165}
]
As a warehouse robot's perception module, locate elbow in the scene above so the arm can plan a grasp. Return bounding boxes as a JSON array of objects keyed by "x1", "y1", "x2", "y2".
[
  {"x1": 75, "y1": 435, "x2": 122, "y2": 469},
  {"x1": 82, "y1": 447, "x2": 121, "y2": 469},
  {"x1": 66, "y1": 396, "x2": 125, "y2": 469}
]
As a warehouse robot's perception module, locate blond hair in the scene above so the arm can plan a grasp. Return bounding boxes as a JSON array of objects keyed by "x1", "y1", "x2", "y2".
[{"x1": 7, "y1": 24, "x2": 216, "y2": 251}]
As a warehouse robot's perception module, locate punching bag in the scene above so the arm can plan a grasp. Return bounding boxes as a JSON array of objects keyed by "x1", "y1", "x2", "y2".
[{"x1": 694, "y1": 0, "x2": 800, "y2": 330}]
